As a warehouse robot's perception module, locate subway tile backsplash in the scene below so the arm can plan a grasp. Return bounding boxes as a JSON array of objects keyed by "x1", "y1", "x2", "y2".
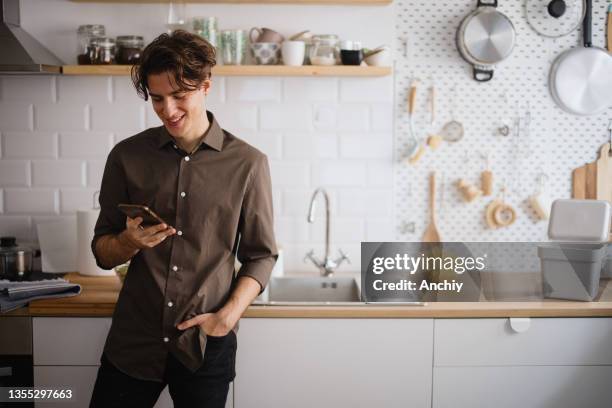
[{"x1": 0, "y1": 75, "x2": 394, "y2": 273}]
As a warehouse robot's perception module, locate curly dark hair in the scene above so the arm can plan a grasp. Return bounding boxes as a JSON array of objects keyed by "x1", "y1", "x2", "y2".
[{"x1": 131, "y1": 30, "x2": 216, "y2": 101}]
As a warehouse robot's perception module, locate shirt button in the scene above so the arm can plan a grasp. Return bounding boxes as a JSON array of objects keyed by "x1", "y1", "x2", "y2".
[
  {"x1": 184, "y1": 156, "x2": 190, "y2": 162},
  {"x1": 167, "y1": 301, "x2": 174, "y2": 307},
  {"x1": 180, "y1": 192, "x2": 186, "y2": 198},
  {"x1": 172, "y1": 265, "x2": 178, "y2": 272},
  {"x1": 173, "y1": 144, "x2": 177, "y2": 149},
  {"x1": 163, "y1": 337, "x2": 169, "y2": 343},
  {"x1": 177, "y1": 230, "x2": 183, "y2": 236}
]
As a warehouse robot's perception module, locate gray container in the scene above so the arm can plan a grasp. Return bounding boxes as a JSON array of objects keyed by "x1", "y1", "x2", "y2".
[
  {"x1": 538, "y1": 243, "x2": 605, "y2": 301},
  {"x1": 601, "y1": 243, "x2": 612, "y2": 279},
  {"x1": 548, "y1": 199, "x2": 611, "y2": 242}
]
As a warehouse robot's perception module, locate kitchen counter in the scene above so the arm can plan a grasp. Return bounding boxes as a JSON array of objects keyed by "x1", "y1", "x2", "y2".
[{"x1": 17, "y1": 273, "x2": 612, "y2": 318}]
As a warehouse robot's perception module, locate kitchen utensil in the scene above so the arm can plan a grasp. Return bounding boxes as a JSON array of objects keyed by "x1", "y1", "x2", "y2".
[
  {"x1": 440, "y1": 87, "x2": 464, "y2": 142},
  {"x1": 407, "y1": 144, "x2": 426, "y2": 165},
  {"x1": 548, "y1": 199, "x2": 611, "y2": 242},
  {"x1": 456, "y1": 0, "x2": 516, "y2": 82},
  {"x1": 251, "y1": 42, "x2": 281, "y2": 65},
  {"x1": 457, "y1": 178, "x2": 483, "y2": 202},
  {"x1": 528, "y1": 172, "x2": 552, "y2": 220},
  {"x1": 549, "y1": 0, "x2": 612, "y2": 115},
  {"x1": 485, "y1": 188, "x2": 516, "y2": 228},
  {"x1": 422, "y1": 172, "x2": 441, "y2": 242},
  {"x1": 572, "y1": 161, "x2": 597, "y2": 199},
  {"x1": 480, "y1": 152, "x2": 493, "y2": 196},
  {"x1": 249, "y1": 27, "x2": 284, "y2": 44},
  {"x1": 282, "y1": 41, "x2": 305, "y2": 66},
  {"x1": 596, "y1": 142, "x2": 612, "y2": 204},
  {"x1": 221, "y1": 30, "x2": 247, "y2": 65},
  {"x1": 405, "y1": 79, "x2": 420, "y2": 159},
  {"x1": 427, "y1": 134, "x2": 442, "y2": 149},
  {"x1": 526, "y1": 0, "x2": 585, "y2": 38},
  {"x1": 289, "y1": 30, "x2": 311, "y2": 41},
  {"x1": 0, "y1": 237, "x2": 36, "y2": 280}
]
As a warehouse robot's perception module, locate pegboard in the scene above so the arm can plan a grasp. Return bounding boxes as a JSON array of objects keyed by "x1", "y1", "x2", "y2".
[{"x1": 393, "y1": 0, "x2": 612, "y2": 242}]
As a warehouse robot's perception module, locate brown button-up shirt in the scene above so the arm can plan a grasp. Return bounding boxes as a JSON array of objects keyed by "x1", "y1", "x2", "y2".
[{"x1": 91, "y1": 111, "x2": 277, "y2": 381}]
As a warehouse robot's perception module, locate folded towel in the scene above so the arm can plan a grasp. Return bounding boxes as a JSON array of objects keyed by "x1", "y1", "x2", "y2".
[{"x1": 0, "y1": 278, "x2": 81, "y2": 313}]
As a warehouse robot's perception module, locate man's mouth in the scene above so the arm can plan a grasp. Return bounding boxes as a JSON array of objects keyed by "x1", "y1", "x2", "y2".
[{"x1": 166, "y1": 114, "x2": 185, "y2": 128}]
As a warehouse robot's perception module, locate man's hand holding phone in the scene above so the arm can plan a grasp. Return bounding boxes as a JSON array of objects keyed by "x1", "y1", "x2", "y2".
[{"x1": 118, "y1": 216, "x2": 176, "y2": 251}]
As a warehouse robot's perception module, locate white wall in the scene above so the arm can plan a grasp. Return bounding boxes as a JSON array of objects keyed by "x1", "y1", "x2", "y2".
[{"x1": 0, "y1": 0, "x2": 395, "y2": 273}]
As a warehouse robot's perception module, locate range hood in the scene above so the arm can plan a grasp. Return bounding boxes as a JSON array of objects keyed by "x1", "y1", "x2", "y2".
[{"x1": 0, "y1": 0, "x2": 63, "y2": 74}]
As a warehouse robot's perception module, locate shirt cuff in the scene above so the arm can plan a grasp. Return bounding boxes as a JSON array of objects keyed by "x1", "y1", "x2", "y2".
[{"x1": 236, "y1": 254, "x2": 278, "y2": 294}]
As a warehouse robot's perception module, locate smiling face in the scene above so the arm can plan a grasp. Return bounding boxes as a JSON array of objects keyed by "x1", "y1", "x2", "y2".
[{"x1": 148, "y1": 72, "x2": 211, "y2": 140}]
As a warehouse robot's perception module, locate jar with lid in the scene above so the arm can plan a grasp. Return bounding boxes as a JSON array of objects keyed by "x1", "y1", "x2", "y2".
[
  {"x1": 116, "y1": 36, "x2": 144, "y2": 64},
  {"x1": 91, "y1": 37, "x2": 116, "y2": 64},
  {"x1": 77, "y1": 24, "x2": 105, "y2": 65},
  {"x1": 309, "y1": 34, "x2": 340, "y2": 66}
]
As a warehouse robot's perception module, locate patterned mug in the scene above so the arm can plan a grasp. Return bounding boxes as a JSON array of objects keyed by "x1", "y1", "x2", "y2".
[{"x1": 251, "y1": 42, "x2": 281, "y2": 65}]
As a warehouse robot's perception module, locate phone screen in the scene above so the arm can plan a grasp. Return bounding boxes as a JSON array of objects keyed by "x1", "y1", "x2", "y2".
[{"x1": 118, "y1": 204, "x2": 167, "y2": 227}]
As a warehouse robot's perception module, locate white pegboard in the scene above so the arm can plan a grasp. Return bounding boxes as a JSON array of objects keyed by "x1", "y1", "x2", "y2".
[{"x1": 393, "y1": 0, "x2": 612, "y2": 242}]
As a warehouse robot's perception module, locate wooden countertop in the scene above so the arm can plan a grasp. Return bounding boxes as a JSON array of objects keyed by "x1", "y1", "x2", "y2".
[{"x1": 24, "y1": 273, "x2": 612, "y2": 318}]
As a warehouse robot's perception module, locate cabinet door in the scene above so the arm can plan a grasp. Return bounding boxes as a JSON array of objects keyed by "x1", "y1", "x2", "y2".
[
  {"x1": 33, "y1": 318, "x2": 111, "y2": 365},
  {"x1": 34, "y1": 366, "x2": 98, "y2": 408},
  {"x1": 434, "y1": 318, "x2": 612, "y2": 366},
  {"x1": 433, "y1": 366, "x2": 612, "y2": 408},
  {"x1": 234, "y1": 318, "x2": 433, "y2": 408}
]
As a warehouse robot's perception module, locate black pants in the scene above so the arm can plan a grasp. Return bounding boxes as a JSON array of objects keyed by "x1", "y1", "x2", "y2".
[{"x1": 89, "y1": 332, "x2": 236, "y2": 408}]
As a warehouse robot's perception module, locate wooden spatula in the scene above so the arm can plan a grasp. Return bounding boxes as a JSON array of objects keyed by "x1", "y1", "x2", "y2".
[{"x1": 422, "y1": 171, "x2": 441, "y2": 242}]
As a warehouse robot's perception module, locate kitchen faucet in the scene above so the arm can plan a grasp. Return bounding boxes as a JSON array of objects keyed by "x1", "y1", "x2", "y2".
[{"x1": 304, "y1": 188, "x2": 350, "y2": 276}]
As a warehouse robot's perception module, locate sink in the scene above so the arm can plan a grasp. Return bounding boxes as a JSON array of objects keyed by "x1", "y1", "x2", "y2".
[{"x1": 265, "y1": 276, "x2": 361, "y2": 303}]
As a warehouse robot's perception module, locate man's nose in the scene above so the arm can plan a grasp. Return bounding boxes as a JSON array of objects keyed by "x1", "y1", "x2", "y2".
[{"x1": 161, "y1": 98, "x2": 177, "y2": 116}]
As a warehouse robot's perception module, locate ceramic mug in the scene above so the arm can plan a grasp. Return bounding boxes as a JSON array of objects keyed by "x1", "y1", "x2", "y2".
[
  {"x1": 281, "y1": 41, "x2": 305, "y2": 66},
  {"x1": 249, "y1": 27, "x2": 284, "y2": 44},
  {"x1": 251, "y1": 42, "x2": 281, "y2": 65}
]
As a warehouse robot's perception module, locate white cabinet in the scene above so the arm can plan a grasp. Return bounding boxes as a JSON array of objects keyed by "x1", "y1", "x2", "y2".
[
  {"x1": 432, "y1": 318, "x2": 612, "y2": 408},
  {"x1": 234, "y1": 318, "x2": 434, "y2": 408},
  {"x1": 433, "y1": 366, "x2": 612, "y2": 408}
]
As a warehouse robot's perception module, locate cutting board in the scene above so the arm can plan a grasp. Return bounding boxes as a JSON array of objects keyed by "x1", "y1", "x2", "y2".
[{"x1": 572, "y1": 143, "x2": 612, "y2": 201}]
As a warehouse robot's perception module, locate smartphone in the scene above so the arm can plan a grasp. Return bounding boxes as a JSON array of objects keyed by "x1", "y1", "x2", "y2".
[{"x1": 118, "y1": 204, "x2": 169, "y2": 227}]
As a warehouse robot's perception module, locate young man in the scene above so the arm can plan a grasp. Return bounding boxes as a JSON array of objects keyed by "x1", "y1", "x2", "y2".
[{"x1": 89, "y1": 30, "x2": 277, "y2": 407}]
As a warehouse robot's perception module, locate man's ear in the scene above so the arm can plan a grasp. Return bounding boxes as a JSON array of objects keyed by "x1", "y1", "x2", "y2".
[{"x1": 202, "y1": 79, "x2": 212, "y2": 96}]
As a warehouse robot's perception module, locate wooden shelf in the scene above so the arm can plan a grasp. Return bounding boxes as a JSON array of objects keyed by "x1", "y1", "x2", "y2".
[
  {"x1": 70, "y1": 0, "x2": 392, "y2": 4},
  {"x1": 61, "y1": 64, "x2": 392, "y2": 77}
]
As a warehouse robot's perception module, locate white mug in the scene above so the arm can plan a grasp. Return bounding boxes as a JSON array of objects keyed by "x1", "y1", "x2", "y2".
[{"x1": 281, "y1": 41, "x2": 305, "y2": 66}]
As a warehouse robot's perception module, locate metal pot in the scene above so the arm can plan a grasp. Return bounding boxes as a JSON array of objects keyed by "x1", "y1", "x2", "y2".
[
  {"x1": 0, "y1": 237, "x2": 35, "y2": 280},
  {"x1": 548, "y1": 0, "x2": 612, "y2": 115},
  {"x1": 456, "y1": 0, "x2": 516, "y2": 82}
]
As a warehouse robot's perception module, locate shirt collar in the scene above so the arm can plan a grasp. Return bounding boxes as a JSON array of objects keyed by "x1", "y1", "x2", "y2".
[{"x1": 157, "y1": 111, "x2": 224, "y2": 152}]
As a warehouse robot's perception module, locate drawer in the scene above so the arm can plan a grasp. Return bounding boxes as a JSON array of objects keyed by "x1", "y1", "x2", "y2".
[
  {"x1": 434, "y1": 318, "x2": 612, "y2": 366},
  {"x1": 433, "y1": 366, "x2": 612, "y2": 408},
  {"x1": 33, "y1": 318, "x2": 111, "y2": 366}
]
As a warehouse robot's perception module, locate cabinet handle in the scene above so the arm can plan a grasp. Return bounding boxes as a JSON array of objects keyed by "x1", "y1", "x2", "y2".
[{"x1": 509, "y1": 317, "x2": 531, "y2": 333}]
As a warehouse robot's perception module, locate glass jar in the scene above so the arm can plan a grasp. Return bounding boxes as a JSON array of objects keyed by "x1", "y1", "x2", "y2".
[
  {"x1": 309, "y1": 34, "x2": 340, "y2": 66},
  {"x1": 90, "y1": 37, "x2": 116, "y2": 65},
  {"x1": 116, "y1": 36, "x2": 144, "y2": 64},
  {"x1": 77, "y1": 24, "x2": 105, "y2": 65}
]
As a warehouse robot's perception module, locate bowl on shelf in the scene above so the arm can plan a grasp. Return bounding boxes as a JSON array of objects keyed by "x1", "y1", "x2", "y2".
[{"x1": 364, "y1": 45, "x2": 391, "y2": 66}]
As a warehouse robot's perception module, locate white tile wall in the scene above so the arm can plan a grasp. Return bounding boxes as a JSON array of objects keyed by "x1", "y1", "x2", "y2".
[{"x1": 0, "y1": 1, "x2": 395, "y2": 271}]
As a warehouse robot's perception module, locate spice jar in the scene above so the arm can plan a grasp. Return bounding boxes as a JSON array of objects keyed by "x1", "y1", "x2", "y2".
[
  {"x1": 91, "y1": 37, "x2": 116, "y2": 64},
  {"x1": 116, "y1": 36, "x2": 144, "y2": 64},
  {"x1": 77, "y1": 24, "x2": 105, "y2": 65},
  {"x1": 309, "y1": 34, "x2": 340, "y2": 66}
]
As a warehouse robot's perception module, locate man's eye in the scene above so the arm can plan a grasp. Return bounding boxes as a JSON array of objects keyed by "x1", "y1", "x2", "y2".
[
  {"x1": 174, "y1": 94, "x2": 185, "y2": 100},
  {"x1": 152, "y1": 97, "x2": 162, "y2": 103}
]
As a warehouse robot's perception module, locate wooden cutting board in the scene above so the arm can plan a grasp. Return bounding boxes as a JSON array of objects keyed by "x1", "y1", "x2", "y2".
[{"x1": 572, "y1": 143, "x2": 612, "y2": 200}]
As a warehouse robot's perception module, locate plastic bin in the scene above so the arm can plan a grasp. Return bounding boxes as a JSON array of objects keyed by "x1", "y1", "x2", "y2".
[
  {"x1": 538, "y1": 243, "x2": 605, "y2": 301},
  {"x1": 601, "y1": 243, "x2": 612, "y2": 279}
]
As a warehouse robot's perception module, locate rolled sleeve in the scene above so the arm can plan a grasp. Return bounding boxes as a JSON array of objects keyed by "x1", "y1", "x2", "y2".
[
  {"x1": 236, "y1": 154, "x2": 278, "y2": 292},
  {"x1": 91, "y1": 148, "x2": 129, "y2": 270}
]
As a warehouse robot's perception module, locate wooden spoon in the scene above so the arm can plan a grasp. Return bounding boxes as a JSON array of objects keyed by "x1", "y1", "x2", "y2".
[{"x1": 422, "y1": 171, "x2": 441, "y2": 242}]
